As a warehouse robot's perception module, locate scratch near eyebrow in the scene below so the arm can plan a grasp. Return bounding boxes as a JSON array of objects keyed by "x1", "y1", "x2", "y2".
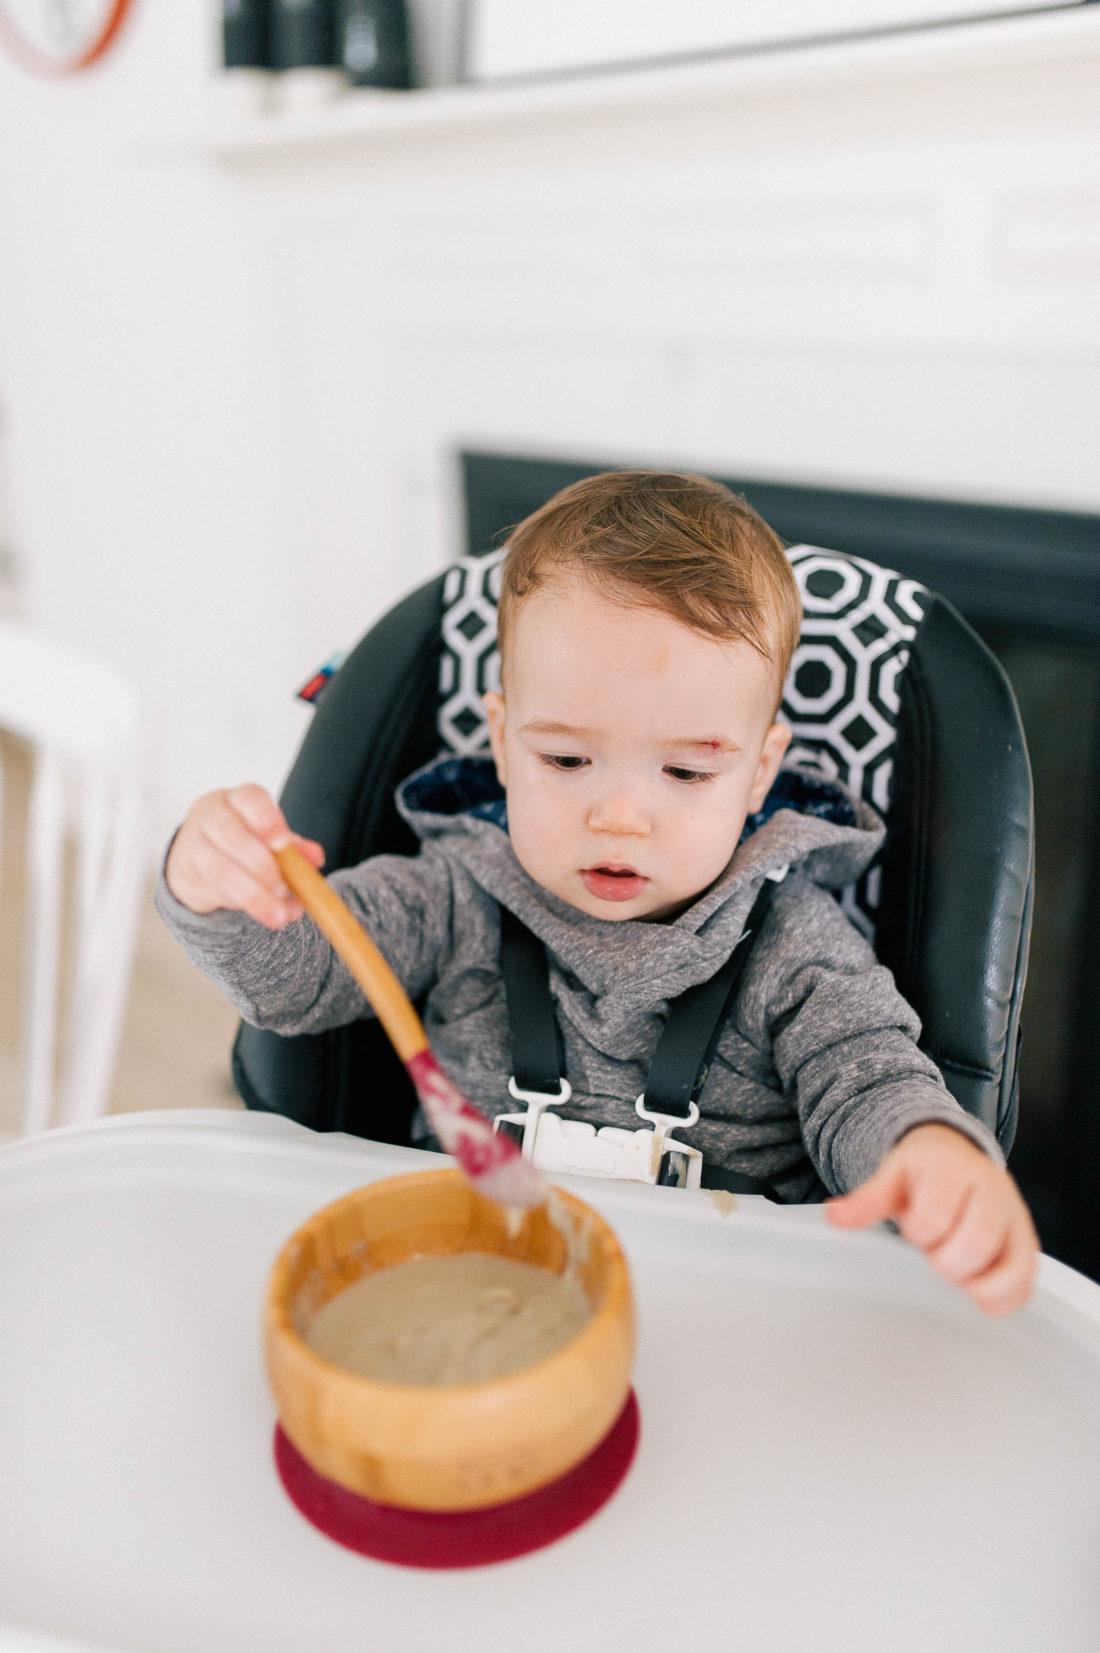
[{"x1": 669, "y1": 736, "x2": 741, "y2": 755}]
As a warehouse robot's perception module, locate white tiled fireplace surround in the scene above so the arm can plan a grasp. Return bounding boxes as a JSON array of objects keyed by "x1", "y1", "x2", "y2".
[{"x1": 208, "y1": 7, "x2": 1099, "y2": 692}]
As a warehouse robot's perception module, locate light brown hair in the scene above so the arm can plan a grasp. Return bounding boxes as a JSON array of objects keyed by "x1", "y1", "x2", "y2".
[{"x1": 497, "y1": 469, "x2": 802, "y2": 698}]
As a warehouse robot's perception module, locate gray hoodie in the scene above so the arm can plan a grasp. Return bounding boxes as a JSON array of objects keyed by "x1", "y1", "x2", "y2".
[{"x1": 155, "y1": 756, "x2": 1001, "y2": 1201}]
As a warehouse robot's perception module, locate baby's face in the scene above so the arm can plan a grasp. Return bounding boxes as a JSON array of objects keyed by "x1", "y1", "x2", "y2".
[{"x1": 484, "y1": 578, "x2": 791, "y2": 923}]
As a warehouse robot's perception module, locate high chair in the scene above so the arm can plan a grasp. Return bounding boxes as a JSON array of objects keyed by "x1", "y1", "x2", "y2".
[{"x1": 232, "y1": 538, "x2": 1034, "y2": 1181}]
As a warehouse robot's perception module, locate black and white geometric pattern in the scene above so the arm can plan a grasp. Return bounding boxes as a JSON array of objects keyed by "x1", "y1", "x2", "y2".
[
  {"x1": 781, "y1": 547, "x2": 929, "y2": 934},
  {"x1": 436, "y1": 544, "x2": 929, "y2": 937},
  {"x1": 438, "y1": 548, "x2": 506, "y2": 754}
]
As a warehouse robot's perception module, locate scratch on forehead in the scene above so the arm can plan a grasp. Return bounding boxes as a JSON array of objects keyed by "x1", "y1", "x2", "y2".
[{"x1": 673, "y1": 736, "x2": 742, "y2": 755}]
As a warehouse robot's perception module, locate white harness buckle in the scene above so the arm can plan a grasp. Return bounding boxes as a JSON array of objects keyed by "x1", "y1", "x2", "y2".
[
  {"x1": 497, "y1": 1074, "x2": 573, "y2": 1158},
  {"x1": 493, "y1": 1082, "x2": 702, "y2": 1189}
]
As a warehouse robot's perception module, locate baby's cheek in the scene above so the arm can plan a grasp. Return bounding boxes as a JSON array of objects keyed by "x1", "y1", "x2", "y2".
[
  {"x1": 688, "y1": 816, "x2": 744, "y2": 883},
  {"x1": 507, "y1": 810, "x2": 559, "y2": 886}
]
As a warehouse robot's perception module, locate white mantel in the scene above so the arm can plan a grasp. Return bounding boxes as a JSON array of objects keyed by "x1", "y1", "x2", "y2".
[{"x1": 203, "y1": 6, "x2": 1100, "y2": 164}]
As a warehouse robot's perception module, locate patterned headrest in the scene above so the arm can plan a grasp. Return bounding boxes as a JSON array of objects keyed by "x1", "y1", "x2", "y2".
[{"x1": 438, "y1": 546, "x2": 929, "y2": 935}]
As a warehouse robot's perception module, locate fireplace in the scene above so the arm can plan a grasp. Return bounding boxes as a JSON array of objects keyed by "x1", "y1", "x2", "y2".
[{"x1": 461, "y1": 449, "x2": 1100, "y2": 1279}]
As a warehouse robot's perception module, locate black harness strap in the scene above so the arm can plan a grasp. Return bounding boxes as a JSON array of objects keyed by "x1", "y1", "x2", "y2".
[
  {"x1": 499, "y1": 880, "x2": 780, "y2": 1193},
  {"x1": 643, "y1": 878, "x2": 776, "y2": 1118},
  {"x1": 500, "y1": 907, "x2": 565, "y2": 1096}
]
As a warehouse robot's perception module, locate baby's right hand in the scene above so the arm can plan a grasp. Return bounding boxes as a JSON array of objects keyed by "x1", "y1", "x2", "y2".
[{"x1": 164, "y1": 784, "x2": 326, "y2": 929}]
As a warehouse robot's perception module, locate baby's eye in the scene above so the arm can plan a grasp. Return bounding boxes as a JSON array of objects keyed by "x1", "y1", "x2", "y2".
[
  {"x1": 664, "y1": 765, "x2": 717, "y2": 785},
  {"x1": 538, "y1": 753, "x2": 589, "y2": 772}
]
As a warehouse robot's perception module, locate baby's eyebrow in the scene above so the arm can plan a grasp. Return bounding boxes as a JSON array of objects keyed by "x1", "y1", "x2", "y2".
[
  {"x1": 520, "y1": 721, "x2": 741, "y2": 756},
  {"x1": 519, "y1": 720, "x2": 595, "y2": 739}
]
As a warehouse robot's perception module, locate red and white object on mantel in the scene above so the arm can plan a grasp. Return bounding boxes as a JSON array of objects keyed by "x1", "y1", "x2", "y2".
[{"x1": 0, "y1": 0, "x2": 134, "y2": 74}]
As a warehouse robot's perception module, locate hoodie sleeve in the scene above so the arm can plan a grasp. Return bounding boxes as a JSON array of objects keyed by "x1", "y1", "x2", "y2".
[
  {"x1": 737, "y1": 873, "x2": 1004, "y2": 1195},
  {"x1": 153, "y1": 844, "x2": 455, "y2": 1037}
]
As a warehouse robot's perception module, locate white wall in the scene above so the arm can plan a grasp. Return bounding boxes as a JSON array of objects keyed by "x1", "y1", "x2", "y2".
[
  {"x1": 1, "y1": 4, "x2": 1097, "y2": 852},
  {"x1": 0, "y1": 3, "x2": 310, "y2": 845}
]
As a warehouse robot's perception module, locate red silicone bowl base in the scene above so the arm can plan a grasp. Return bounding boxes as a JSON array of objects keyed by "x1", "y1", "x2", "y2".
[{"x1": 273, "y1": 1388, "x2": 640, "y2": 1569}]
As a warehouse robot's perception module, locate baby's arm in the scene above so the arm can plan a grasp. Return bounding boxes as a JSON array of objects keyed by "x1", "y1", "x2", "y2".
[
  {"x1": 748, "y1": 876, "x2": 1002, "y2": 1179},
  {"x1": 157, "y1": 784, "x2": 454, "y2": 1037},
  {"x1": 739, "y1": 875, "x2": 1037, "y2": 1313},
  {"x1": 165, "y1": 784, "x2": 326, "y2": 928},
  {"x1": 826, "y1": 1123, "x2": 1038, "y2": 1317}
]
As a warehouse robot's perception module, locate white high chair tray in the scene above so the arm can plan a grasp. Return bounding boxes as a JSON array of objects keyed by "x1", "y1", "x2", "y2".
[{"x1": 1, "y1": 1111, "x2": 1099, "y2": 1653}]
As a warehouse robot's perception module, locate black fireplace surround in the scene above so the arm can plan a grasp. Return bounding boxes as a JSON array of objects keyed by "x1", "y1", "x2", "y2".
[{"x1": 460, "y1": 450, "x2": 1100, "y2": 1280}]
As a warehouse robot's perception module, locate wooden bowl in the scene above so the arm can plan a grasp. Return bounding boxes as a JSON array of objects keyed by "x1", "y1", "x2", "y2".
[{"x1": 264, "y1": 1169, "x2": 635, "y2": 1513}]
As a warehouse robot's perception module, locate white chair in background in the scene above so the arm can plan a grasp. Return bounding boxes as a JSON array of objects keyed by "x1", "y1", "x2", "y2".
[{"x1": 0, "y1": 619, "x2": 146, "y2": 1136}]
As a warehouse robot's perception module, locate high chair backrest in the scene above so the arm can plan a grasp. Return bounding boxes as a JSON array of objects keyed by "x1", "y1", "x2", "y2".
[
  {"x1": 233, "y1": 545, "x2": 1033, "y2": 1158},
  {"x1": 0, "y1": 619, "x2": 146, "y2": 1137}
]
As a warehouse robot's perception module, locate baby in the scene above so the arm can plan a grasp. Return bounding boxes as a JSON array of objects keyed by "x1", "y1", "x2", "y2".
[{"x1": 158, "y1": 470, "x2": 1037, "y2": 1315}]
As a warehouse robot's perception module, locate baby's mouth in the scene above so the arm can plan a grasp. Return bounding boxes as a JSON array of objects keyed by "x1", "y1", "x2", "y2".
[{"x1": 580, "y1": 864, "x2": 649, "y2": 903}]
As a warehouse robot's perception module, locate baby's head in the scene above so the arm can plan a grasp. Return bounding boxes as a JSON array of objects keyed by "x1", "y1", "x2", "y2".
[{"x1": 484, "y1": 470, "x2": 802, "y2": 922}]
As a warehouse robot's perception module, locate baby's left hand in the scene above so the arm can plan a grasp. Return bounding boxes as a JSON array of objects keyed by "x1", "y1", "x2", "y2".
[{"x1": 825, "y1": 1123, "x2": 1039, "y2": 1316}]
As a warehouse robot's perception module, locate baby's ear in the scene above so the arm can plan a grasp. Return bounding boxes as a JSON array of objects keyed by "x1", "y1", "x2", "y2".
[
  {"x1": 749, "y1": 721, "x2": 792, "y2": 811},
  {"x1": 483, "y1": 691, "x2": 508, "y2": 785}
]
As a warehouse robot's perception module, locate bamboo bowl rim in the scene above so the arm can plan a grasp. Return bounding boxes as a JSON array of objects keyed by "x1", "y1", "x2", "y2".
[{"x1": 266, "y1": 1169, "x2": 633, "y2": 1399}]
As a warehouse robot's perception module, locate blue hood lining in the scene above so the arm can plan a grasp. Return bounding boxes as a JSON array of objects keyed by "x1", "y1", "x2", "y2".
[
  {"x1": 401, "y1": 754, "x2": 857, "y2": 836},
  {"x1": 744, "y1": 766, "x2": 858, "y2": 836},
  {"x1": 402, "y1": 755, "x2": 509, "y2": 827}
]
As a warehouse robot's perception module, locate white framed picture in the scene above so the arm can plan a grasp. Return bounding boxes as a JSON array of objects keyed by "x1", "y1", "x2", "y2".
[{"x1": 464, "y1": 0, "x2": 1083, "y2": 84}]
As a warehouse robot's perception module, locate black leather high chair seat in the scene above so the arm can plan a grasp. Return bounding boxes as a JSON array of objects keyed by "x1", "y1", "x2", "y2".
[{"x1": 232, "y1": 544, "x2": 1034, "y2": 1168}]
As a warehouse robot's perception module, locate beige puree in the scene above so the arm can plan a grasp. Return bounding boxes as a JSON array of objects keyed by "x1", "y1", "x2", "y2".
[{"x1": 306, "y1": 1252, "x2": 593, "y2": 1386}]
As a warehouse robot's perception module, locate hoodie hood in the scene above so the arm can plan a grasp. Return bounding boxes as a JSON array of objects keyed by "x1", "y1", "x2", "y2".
[{"x1": 395, "y1": 753, "x2": 886, "y2": 965}]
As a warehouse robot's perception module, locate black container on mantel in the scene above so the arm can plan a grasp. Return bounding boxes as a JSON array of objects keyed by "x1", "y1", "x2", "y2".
[
  {"x1": 338, "y1": 0, "x2": 412, "y2": 88},
  {"x1": 271, "y1": 0, "x2": 338, "y2": 69},
  {"x1": 222, "y1": 0, "x2": 271, "y2": 68}
]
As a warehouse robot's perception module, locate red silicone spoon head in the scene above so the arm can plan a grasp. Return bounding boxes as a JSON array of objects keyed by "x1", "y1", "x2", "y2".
[{"x1": 406, "y1": 1048, "x2": 546, "y2": 1209}]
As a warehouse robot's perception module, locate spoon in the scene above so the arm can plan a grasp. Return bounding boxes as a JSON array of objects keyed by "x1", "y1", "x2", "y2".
[{"x1": 274, "y1": 841, "x2": 546, "y2": 1210}]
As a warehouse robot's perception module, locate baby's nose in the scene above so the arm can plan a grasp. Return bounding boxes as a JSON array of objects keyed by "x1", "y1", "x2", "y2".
[{"x1": 587, "y1": 789, "x2": 650, "y2": 836}]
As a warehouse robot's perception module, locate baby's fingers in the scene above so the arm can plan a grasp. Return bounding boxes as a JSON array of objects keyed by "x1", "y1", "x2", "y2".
[
  {"x1": 205, "y1": 790, "x2": 294, "y2": 891},
  {"x1": 224, "y1": 783, "x2": 294, "y2": 849},
  {"x1": 290, "y1": 834, "x2": 326, "y2": 868},
  {"x1": 223, "y1": 785, "x2": 326, "y2": 868},
  {"x1": 167, "y1": 785, "x2": 322, "y2": 925},
  {"x1": 929, "y1": 1184, "x2": 1039, "y2": 1316},
  {"x1": 960, "y1": 1215, "x2": 1039, "y2": 1317},
  {"x1": 825, "y1": 1162, "x2": 908, "y2": 1230},
  {"x1": 924, "y1": 1186, "x2": 1006, "y2": 1286},
  {"x1": 189, "y1": 843, "x2": 302, "y2": 930}
]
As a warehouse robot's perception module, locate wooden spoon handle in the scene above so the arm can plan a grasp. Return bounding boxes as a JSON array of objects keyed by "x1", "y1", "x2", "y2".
[
  {"x1": 274, "y1": 842, "x2": 428, "y2": 1065},
  {"x1": 274, "y1": 840, "x2": 546, "y2": 1209}
]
